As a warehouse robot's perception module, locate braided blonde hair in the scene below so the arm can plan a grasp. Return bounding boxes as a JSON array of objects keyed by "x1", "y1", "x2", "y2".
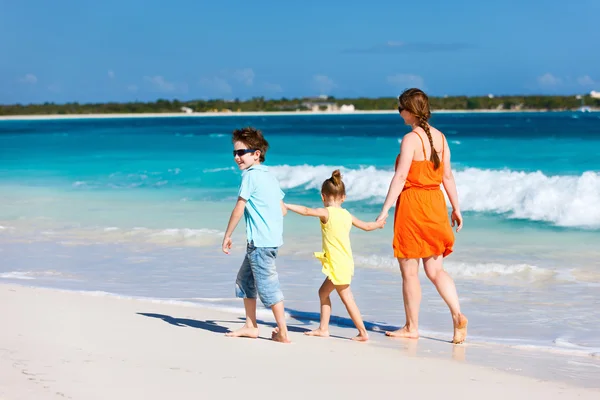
[{"x1": 398, "y1": 88, "x2": 440, "y2": 170}]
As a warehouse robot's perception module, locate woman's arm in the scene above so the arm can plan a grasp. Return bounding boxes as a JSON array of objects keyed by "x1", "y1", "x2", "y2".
[
  {"x1": 376, "y1": 134, "x2": 416, "y2": 222},
  {"x1": 441, "y1": 140, "x2": 463, "y2": 232}
]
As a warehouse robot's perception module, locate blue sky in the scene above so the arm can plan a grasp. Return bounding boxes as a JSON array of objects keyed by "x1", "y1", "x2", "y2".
[{"x1": 1, "y1": 0, "x2": 599, "y2": 104}]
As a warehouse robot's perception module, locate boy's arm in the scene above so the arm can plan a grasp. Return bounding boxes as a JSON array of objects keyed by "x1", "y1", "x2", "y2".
[
  {"x1": 352, "y1": 215, "x2": 386, "y2": 231},
  {"x1": 222, "y1": 197, "x2": 246, "y2": 254},
  {"x1": 285, "y1": 203, "x2": 328, "y2": 223}
]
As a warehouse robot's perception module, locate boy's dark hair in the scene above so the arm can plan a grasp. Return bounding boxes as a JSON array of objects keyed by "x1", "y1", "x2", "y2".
[{"x1": 232, "y1": 127, "x2": 269, "y2": 162}]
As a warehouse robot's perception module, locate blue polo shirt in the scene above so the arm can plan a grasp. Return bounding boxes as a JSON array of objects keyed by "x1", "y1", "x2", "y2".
[{"x1": 238, "y1": 164, "x2": 284, "y2": 247}]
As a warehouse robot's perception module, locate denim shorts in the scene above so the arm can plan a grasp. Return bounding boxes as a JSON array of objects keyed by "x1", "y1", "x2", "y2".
[{"x1": 235, "y1": 241, "x2": 284, "y2": 307}]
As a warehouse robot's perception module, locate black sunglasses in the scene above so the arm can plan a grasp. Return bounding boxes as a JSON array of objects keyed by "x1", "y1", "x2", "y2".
[
  {"x1": 397, "y1": 95, "x2": 404, "y2": 113},
  {"x1": 232, "y1": 149, "x2": 257, "y2": 157}
]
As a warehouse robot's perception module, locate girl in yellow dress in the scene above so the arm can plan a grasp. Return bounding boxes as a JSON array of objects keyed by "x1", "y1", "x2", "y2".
[{"x1": 285, "y1": 170, "x2": 385, "y2": 341}]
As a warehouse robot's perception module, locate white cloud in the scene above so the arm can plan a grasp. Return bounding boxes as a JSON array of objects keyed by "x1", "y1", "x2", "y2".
[
  {"x1": 577, "y1": 75, "x2": 595, "y2": 86},
  {"x1": 312, "y1": 74, "x2": 335, "y2": 94},
  {"x1": 47, "y1": 83, "x2": 60, "y2": 92},
  {"x1": 108, "y1": 70, "x2": 115, "y2": 79},
  {"x1": 537, "y1": 73, "x2": 561, "y2": 87},
  {"x1": 263, "y1": 82, "x2": 283, "y2": 93},
  {"x1": 199, "y1": 77, "x2": 232, "y2": 95},
  {"x1": 143, "y1": 75, "x2": 187, "y2": 93},
  {"x1": 19, "y1": 73, "x2": 38, "y2": 84},
  {"x1": 144, "y1": 75, "x2": 175, "y2": 91},
  {"x1": 126, "y1": 85, "x2": 138, "y2": 92},
  {"x1": 387, "y1": 74, "x2": 425, "y2": 89},
  {"x1": 233, "y1": 68, "x2": 255, "y2": 86},
  {"x1": 387, "y1": 41, "x2": 405, "y2": 47}
]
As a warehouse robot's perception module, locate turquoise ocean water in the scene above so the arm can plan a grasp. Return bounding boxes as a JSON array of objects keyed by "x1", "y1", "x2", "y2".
[{"x1": 1, "y1": 112, "x2": 599, "y2": 380}]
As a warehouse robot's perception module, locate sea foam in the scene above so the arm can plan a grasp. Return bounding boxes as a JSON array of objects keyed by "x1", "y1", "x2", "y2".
[{"x1": 268, "y1": 164, "x2": 600, "y2": 229}]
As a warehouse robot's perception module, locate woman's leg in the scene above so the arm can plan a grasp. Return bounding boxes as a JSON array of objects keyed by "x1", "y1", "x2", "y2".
[
  {"x1": 423, "y1": 255, "x2": 467, "y2": 344},
  {"x1": 386, "y1": 258, "x2": 421, "y2": 338},
  {"x1": 305, "y1": 278, "x2": 335, "y2": 337},
  {"x1": 335, "y1": 284, "x2": 369, "y2": 341}
]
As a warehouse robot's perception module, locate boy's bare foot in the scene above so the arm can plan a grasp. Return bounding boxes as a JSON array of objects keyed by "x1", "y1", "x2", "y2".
[
  {"x1": 452, "y1": 314, "x2": 468, "y2": 344},
  {"x1": 271, "y1": 327, "x2": 291, "y2": 343},
  {"x1": 304, "y1": 328, "x2": 330, "y2": 337},
  {"x1": 225, "y1": 326, "x2": 259, "y2": 339},
  {"x1": 385, "y1": 326, "x2": 419, "y2": 339},
  {"x1": 351, "y1": 333, "x2": 369, "y2": 342}
]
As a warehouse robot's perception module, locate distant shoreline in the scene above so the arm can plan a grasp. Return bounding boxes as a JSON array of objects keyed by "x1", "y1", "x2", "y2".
[{"x1": 0, "y1": 108, "x2": 598, "y2": 121}]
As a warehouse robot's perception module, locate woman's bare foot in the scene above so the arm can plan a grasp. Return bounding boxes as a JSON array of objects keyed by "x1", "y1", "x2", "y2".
[
  {"x1": 225, "y1": 325, "x2": 259, "y2": 339},
  {"x1": 304, "y1": 328, "x2": 330, "y2": 337},
  {"x1": 385, "y1": 325, "x2": 419, "y2": 339},
  {"x1": 271, "y1": 327, "x2": 291, "y2": 343},
  {"x1": 452, "y1": 314, "x2": 468, "y2": 344},
  {"x1": 351, "y1": 332, "x2": 369, "y2": 342}
]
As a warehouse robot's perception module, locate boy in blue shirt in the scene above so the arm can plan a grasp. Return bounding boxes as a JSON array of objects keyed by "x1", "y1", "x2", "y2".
[{"x1": 222, "y1": 127, "x2": 290, "y2": 343}]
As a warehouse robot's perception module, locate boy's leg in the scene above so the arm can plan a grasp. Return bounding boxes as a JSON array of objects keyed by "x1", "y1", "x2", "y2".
[
  {"x1": 226, "y1": 252, "x2": 259, "y2": 338},
  {"x1": 270, "y1": 301, "x2": 291, "y2": 343},
  {"x1": 250, "y1": 246, "x2": 290, "y2": 343},
  {"x1": 335, "y1": 284, "x2": 369, "y2": 342},
  {"x1": 225, "y1": 298, "x2": 259, "y2": 338},
  {"x1": 305, "y1": 278, "x2": 335, "y2": 337}
]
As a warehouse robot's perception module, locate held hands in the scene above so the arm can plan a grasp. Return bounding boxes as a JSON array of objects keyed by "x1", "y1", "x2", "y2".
[
  {"x1": 374, "y1": 210, "x2": 388, "y2": 230},
  {"x1": 451, "y1": 209, "x2": 463, "y2": 232},
  {"x1": 222, "y1": 236, "x2": 232, "y2": 254},
  {"x1": 376, "y1": 211, "x2": 388, "y2": 224}
]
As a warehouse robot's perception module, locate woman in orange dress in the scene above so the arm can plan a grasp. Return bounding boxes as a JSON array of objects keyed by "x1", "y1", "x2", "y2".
[{"x1": 376, "y1": 88, "x2": 468, "y2": 344}]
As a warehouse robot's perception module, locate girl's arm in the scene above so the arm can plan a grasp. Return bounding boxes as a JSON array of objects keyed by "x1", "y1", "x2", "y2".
[
  {"x1": 441, "y1": 140, "x2": 463, "y2": 232},
  {"x1": 280, "y1": 200, "x2": 287, "y2": 216},
  {"x1": 285, "y1": 203, "x2": 329, "y2": 224},
  {"x1": 352, "y1": 215, "x2": 385, "y2": 231},
  {"x1": 377, "y1": 133, "x2": 417, "y2": 222}
]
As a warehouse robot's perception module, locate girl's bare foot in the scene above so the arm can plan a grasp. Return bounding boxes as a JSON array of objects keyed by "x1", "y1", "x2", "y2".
[
  {"x1": 225, "y1": 326, "x2": 259, "y2": 339},
  {"x1": 351, "y1": 332, "x2": 369, "y2": 342},
  {"x1": 385, "y1": 325, "x2": 419, "y2": 339},
  {"x1": 304, "y1": 328, "x2": 330, "y2": 337},
  {"x1": 271, "y1": 327, "x2": 291, "y2": 343},
  {"x1": 452, "y1": 314, "x2": 468, "y2": 344}
]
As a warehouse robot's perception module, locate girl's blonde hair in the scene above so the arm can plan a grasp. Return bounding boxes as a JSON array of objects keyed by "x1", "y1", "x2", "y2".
[{"x1": 321, "y1": 169, "x2": 345, "y2": 198}]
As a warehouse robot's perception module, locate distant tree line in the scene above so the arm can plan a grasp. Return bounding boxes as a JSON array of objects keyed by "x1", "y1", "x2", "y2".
[{"x1": 1, "y1": 95, "x2": 598, "y2": 115}]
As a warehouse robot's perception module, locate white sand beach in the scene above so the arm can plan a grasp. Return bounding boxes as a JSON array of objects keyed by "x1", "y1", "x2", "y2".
[{"x1": 1, "y1": 283, "x2": 598, "y2": 400}]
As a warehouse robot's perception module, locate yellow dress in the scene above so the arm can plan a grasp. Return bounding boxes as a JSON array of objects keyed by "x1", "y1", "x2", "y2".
[{"x1": 314, "y1": 207, "x2": 354, "y2": 285}]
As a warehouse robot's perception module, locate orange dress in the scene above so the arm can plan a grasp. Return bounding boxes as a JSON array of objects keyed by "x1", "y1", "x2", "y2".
[{"x1": 393, "y1": 134, "x2": 454, "y2": 259}]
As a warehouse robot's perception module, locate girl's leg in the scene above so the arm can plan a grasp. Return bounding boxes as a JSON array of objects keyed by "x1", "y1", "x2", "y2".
[
  {"x1": 305, "y1": 278, "x2": 335, "y2": 337},
  {"x1": 423, "y1": 255, "x2": 468, "y2": 344},
  {"x1": 386, "y1": 258, "x2": 421, "y2": 338},
  {"x1": 335, "y1": 284, "x2": 369, "y2": 341}
]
